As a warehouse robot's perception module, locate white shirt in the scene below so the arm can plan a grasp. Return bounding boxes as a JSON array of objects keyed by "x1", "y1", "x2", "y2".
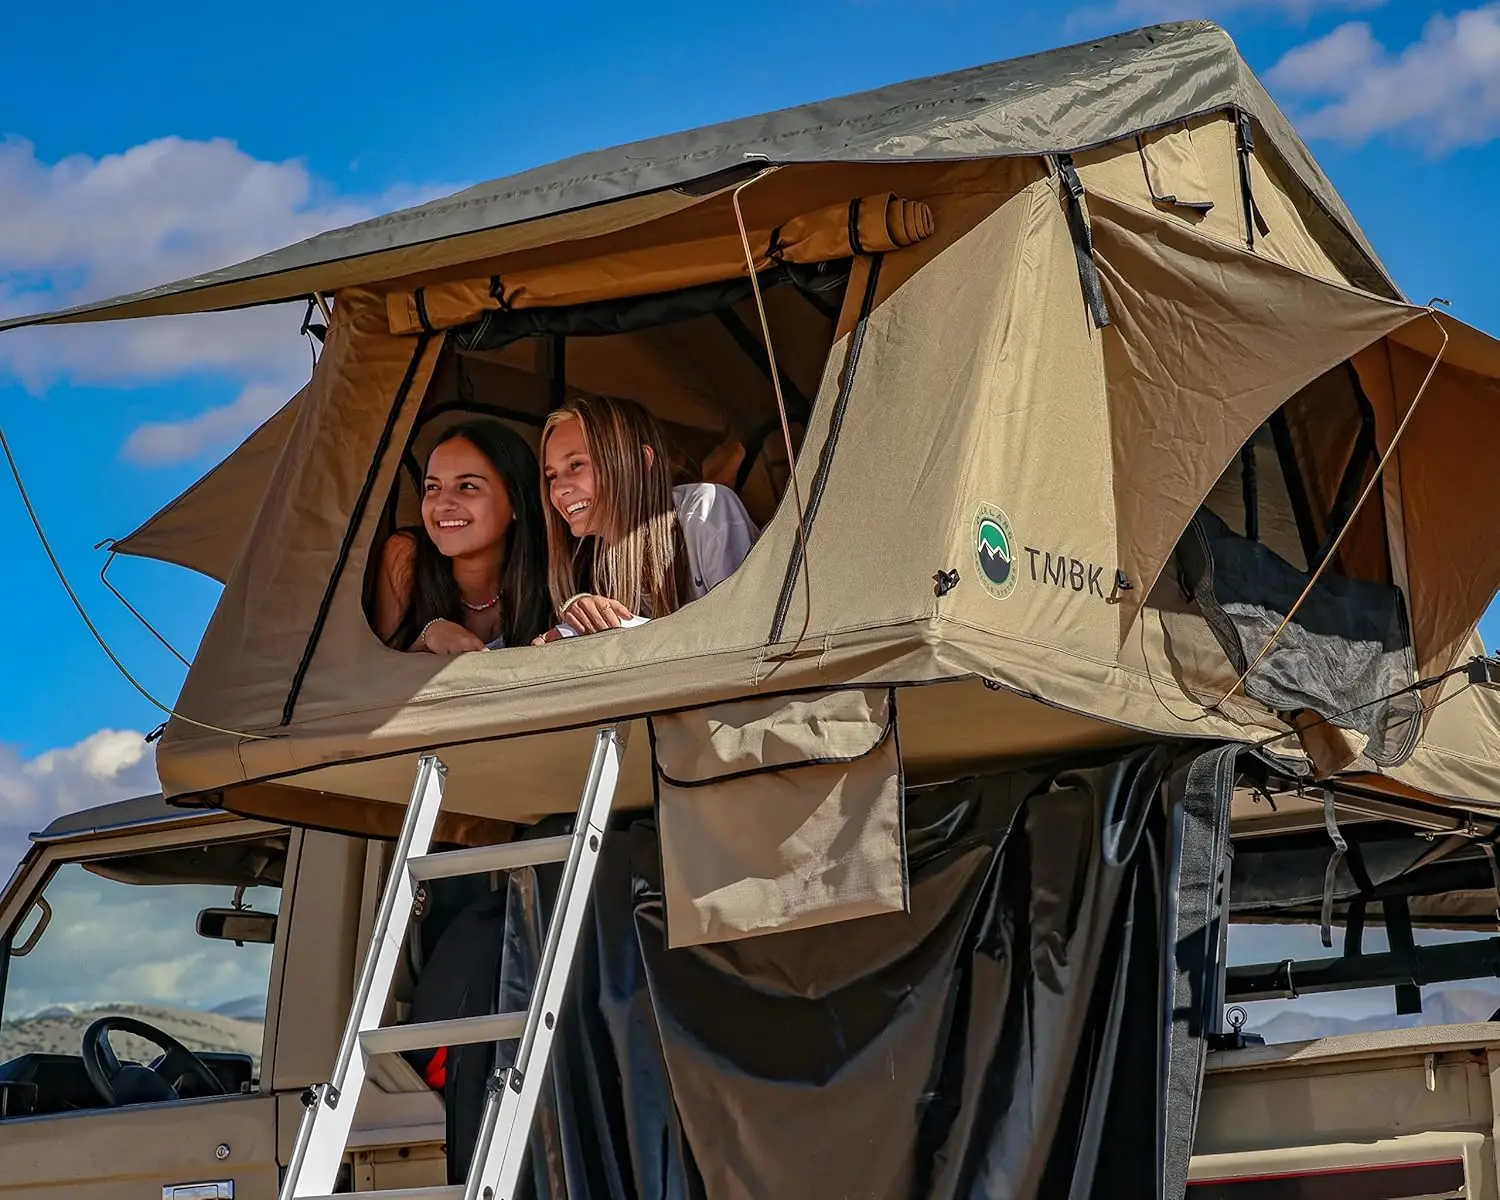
[
  {"x1": 547, "y1": 483, "x2": 759, "y2": 638},
  {"x1": 674, "y1": 482, "x2": 760, "y2": 600}
]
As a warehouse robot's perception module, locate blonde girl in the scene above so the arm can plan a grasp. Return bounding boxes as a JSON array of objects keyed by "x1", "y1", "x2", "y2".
[{"x1": 536, "y1": 393, "x2": 759, "y2": 640}]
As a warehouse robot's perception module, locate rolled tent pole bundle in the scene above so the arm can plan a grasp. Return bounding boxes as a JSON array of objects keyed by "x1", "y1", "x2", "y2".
[{"x1": 385, "y1": 192, "x2": 936, "y2": 335}]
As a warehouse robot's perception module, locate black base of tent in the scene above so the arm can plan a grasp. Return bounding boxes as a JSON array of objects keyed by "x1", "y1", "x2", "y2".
[{"x1": 405, "y1": 741, "x2": 1236, "y2": 1200}]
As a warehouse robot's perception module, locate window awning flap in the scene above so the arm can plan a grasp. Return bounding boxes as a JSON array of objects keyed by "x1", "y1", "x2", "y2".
[
  {"x1": 111, "y1": 391, "x2": 304, "y2": 583},
  {"x1": 1089, "y1": 193, "x2": 1420, "y2": 644}
]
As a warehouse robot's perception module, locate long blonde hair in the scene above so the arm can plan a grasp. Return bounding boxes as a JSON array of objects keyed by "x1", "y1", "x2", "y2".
[{"x1": 540, "y1": 393, "x2": 691, "y2": 619}]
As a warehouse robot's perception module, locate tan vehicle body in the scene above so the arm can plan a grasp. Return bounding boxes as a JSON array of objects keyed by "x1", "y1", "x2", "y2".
[
  {"x1": 0, "y1": 805, "x2": 446, "y2": 1200},
  {"x1": 0, "y1": 795, "x2": 1489, "y2": 1200}
]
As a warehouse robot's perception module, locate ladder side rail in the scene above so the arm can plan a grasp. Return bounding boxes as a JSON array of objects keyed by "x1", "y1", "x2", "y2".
[
  {"x1": 466, "y1": 725, "x2": 627, "y2": 1200},
  {"x1": 282, "y1": 753, "x2": 449, "y2": 1200}
]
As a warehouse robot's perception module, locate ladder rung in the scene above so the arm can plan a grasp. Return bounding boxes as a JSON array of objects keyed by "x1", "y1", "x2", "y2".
[
  {"x1": 359, "y1": 1012, "x2": 526, "y2": 1057},
  {"x1": 408, "y1": 835, "x2": 572, "y2": 881},
  {"x1": 298, "y1": 1189, "x2": 462, "y2": 1200}
]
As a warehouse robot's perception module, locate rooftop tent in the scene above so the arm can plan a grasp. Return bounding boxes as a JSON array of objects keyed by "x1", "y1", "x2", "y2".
[{"x1": 11, "y1": 21, "x2": 1500, "y2": 842}]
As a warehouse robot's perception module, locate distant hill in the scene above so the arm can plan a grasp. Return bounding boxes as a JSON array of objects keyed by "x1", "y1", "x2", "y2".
[
  {"x1": 210, "y1": 995, "x2": 266, "y2": 1021},
  {"x1": 1248, "y1": 985, "x2": 1500, "y2": 1044},
  {"x1": 0, "y1": 1003, "x2": 263, "y2": 1072}
]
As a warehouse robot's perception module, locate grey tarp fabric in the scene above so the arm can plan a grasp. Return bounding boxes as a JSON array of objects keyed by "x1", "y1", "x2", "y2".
[{"x1": 0, "y1": 21, "x2": 1392, "y2": 335}]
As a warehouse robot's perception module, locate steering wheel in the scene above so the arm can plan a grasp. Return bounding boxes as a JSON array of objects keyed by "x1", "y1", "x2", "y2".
[{"x1": 81, "y1": 1015, "x2": 228, "y2": 1107}]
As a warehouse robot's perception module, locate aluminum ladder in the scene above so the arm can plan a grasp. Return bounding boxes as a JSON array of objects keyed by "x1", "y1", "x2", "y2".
[{"x1": 279, "y1": 725, "x2": 627, "y2": 1200}]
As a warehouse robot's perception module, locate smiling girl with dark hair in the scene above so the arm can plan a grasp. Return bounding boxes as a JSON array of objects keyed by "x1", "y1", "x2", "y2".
[{"x1": 374, "y1": 419, "x2": 553, "y2": 654}]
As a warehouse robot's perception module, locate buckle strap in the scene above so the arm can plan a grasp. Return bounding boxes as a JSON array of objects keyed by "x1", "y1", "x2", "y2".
[
  {"x1": 1055, "y1": 154, "x2": 1111, "y2": 330},
  {"x1": 1235, "y1": 111, "x2": 1272, "y2": 249},
  {"x1": 1319, "y1": 787, "x2": 1347, "y2": 949}
]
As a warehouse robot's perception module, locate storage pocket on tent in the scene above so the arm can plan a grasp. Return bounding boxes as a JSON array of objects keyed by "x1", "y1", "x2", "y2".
[
  {"x1": 1137, "y1": 124, "x2": 1214, "y2": 214},
  {"x1": 650, "y1": 688, "x2": 908, "y2": 948}
]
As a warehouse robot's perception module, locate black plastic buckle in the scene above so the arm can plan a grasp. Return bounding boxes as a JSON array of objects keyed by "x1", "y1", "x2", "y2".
[
  {"x1": 1467, "y1": 656, "x2": 1500, "y2": 689},
  {"x1": 1057, "y1": 154, "x2": 1086, "y2": 202}
]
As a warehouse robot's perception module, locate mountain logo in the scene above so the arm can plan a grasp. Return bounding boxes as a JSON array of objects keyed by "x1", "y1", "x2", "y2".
[{"x1": 974, "y1": 505, "x2": 1018, "y2": 600}]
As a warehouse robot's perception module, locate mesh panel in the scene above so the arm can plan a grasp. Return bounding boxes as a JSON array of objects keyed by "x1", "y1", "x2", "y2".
[{"x1": 1176, "y1": 507, "x2": 1420, "y2": 766}]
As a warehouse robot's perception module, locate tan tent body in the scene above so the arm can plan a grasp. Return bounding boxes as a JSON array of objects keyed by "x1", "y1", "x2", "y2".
[{"x1": 8, "y1": 21, "x2": 1500, "y2": 846}]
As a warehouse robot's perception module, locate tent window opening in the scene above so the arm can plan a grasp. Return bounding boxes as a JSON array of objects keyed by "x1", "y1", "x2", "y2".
[
  {"x1": 362, "y1": 260, "x2": 853, "y2": 651},
  {"x1": 1154, "y1": 361, "x2": 1420, "y2": 767},
  {"x1": 1205, "y1": 361, "x2": 1389, "y2": 582}
]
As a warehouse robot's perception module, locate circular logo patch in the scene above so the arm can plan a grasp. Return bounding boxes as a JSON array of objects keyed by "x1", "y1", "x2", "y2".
[{"x1": 974, "y1": 505, "x2": 1017, "y2": 600}]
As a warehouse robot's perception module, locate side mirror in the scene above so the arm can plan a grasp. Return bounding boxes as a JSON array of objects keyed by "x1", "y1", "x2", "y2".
[{"x1": 196, "y1": 907, "x2": 277, "y2": 946}]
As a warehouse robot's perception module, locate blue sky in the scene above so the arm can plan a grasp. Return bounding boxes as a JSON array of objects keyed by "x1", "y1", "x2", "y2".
[{"x1": 0, "y1": 0, "x2": 1496, "y2": 855}]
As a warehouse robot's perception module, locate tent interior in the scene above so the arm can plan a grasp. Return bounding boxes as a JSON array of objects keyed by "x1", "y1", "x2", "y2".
[
  {"x1": 360, "y1": 255, "x2": 853, "y2": 629},
  {"x1": 1138, "y1": 357, "x2": 1422, "y2": 770}
]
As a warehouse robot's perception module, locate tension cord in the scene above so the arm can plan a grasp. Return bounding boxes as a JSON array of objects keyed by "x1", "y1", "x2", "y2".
[
  {"x1": 730, "y1": 167, "x2": 817, "y2": 658},
  {"x1": 0, "y1": 410, "x2": 272, "y2": 742}
]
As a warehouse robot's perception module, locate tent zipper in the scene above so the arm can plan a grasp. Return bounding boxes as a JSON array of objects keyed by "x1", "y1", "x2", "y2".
[{"x1": 1053, "y1": 155, "x2": 1111, "y2": 329}]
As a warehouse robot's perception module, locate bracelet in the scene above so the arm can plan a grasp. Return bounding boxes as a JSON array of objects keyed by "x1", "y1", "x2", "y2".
[
  {"x1": 417, "y1": 617, "x2": 444, "y2": 649},
  {"x1": 560, "y1": 593, "x2": 591, "y2": 614}
]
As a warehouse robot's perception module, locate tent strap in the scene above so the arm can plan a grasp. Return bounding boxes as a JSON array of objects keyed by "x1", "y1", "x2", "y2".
[
  {"x1": 1234, "y1": 110, "x2": 1272, "y2": 249},
  {"x1": 1054, "y1": 155, "x2": 1111, "y2": 330},
  {"x1": 1239, "y1": 441, "x2": 1259, "y2": 542},
  {"x1": 1385, "y1": 895, "x2": 1423, "y2": 1016},
  {"x1": 1318, "y1": 787, "x2": 1348, "y2": 949}
]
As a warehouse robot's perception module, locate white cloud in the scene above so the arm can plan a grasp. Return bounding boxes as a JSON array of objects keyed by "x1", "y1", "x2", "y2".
[
  {"x1": 1268, "y1": 18, "x2": 1383, "y2": 88},
  {"x1": 0, "y1": 134, "x2": 454, "y2": 464},
  {"x1": 1268, "y1": 6, "x2": 1500, "y2": 150},
  {"x1": 0, "y1": 730, "x2": 282, "y2": 1024},
  {"x1": 0, "y1": 728, "x2": 157, "y2": 866},
  {"x1": 122, "y1": 381, "x2": 293, "y2": 466}
]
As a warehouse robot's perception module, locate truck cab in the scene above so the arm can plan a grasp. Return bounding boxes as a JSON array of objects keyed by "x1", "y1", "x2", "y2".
[{"x1": 0, "y1": 796, "x2": 447, "y2": 1200}]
